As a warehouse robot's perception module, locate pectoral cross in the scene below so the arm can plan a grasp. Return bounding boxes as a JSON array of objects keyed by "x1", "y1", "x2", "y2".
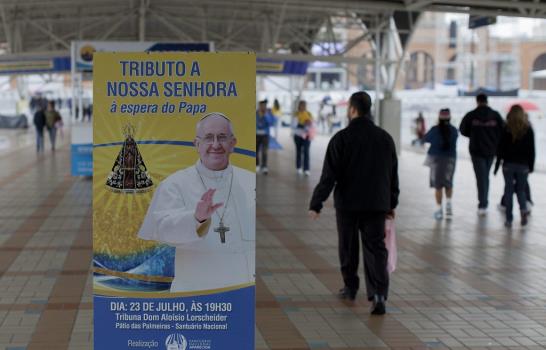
[{"x1": 214, "y1": 220, "x2": 230, "y2": 243}]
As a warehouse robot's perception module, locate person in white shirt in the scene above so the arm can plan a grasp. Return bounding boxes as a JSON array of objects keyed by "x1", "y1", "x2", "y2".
[{"x1": 138, "y1": 113, "x2": 255, "y2": 292}]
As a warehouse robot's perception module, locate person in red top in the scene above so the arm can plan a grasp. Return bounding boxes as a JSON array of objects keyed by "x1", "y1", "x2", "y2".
[{"x1": 411, "y1": 112, "x2": 426, "y2": 146}]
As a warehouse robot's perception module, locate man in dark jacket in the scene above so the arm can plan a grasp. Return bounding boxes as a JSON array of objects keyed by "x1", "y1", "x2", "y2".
[
  {"x1": 33, "y1": 101, "x2": 46, "y2": 153},
  {"x1": 459, "y1": 94, "x2": 504, "y2": 215},
  {"x1": 308, "y1": 91, "x2": 399, "y2": 315}
]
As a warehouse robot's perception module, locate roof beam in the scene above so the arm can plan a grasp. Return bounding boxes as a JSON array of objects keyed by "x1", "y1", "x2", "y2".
[
  {"x1": 257, "y1": 52, "x2": 398, "y2": 65},
  {"x1": 201, "y1": 5, "x2": 207, "y2": 41},
  {"x1": 0, "y1": 0, "x2": 545, "y2": 19},
  {"x1": 138, "y1": 0, "x2": 149, "y2": 41},
  {"x1": 340, "y1": 31, "x2": 373, "y2": 55},
  {"x1": 216, "y1": 21, "x2": 256, "y2": 50},
  {"x1": 25, "y1": 19, "x2": 70, "y2": 49},
  {"x1": 148, "y1": 9, "x2": 194, "y2": 41},
  {"x1": 271, "y1": 1, "x2": 287, "y2": 49},
  {"x1": 32, "y1": 16, "x2": 118, "y2": 51},
  {"x1": 99, "y1": 14, "x2": 132, "y2": 40},
  {"x1": 0, "y1": 5, "x2": 12, "y2": 53},
  {"x1": 405, "y1": 0, "x2": 434, "y2": 11}
]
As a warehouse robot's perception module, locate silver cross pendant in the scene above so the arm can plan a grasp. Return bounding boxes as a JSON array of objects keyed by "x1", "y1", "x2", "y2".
[{"x1": 214, "y1": 220, "x2": 230, "y2": 243}]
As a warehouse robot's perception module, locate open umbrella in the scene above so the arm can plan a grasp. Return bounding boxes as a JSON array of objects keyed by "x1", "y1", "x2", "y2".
[{"x1": 505, "y1": 100, "x2": 540, "y2": 112}]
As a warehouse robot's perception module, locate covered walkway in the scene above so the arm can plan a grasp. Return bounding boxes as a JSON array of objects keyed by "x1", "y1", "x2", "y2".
[{"x1": 1, "y1": 128, "x2": 546, "y2": 349}]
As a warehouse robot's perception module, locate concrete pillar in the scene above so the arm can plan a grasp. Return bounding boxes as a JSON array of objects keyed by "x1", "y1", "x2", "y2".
[{"x1": 379, "y1": 97, "x2": 401, "y2": 154}]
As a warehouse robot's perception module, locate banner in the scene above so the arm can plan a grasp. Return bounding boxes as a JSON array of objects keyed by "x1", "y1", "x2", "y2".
[
  {"x1": 75, "y1": 41, "x2": 213, "y2": 71},
  {"x1": 0, "y1": 56, "x2": 70, "y2": 75},
  {"x1": 256, "y1": 59, "x2": 308, "y2": 75},
  {"x1": 93, "y1": 52, "x2": 255, "y2": 350},
  {"x1": 70, "y1": 41, "x2": 212, "y2": 177}
]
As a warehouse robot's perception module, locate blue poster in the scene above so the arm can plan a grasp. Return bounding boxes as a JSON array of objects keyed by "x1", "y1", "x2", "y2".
[{"x1": 71, "y1": 143, "x2": 93, "y2": 176}]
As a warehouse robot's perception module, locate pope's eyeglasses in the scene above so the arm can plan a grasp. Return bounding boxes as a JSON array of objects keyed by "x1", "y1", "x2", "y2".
[{"x1": 197, "y1": 133, "x2": 232, "y2": 144}]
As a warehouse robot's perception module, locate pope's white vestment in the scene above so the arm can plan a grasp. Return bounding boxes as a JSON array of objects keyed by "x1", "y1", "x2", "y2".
[{"x1": 138, "y1": 161, "x2": 255, "y2": 292}]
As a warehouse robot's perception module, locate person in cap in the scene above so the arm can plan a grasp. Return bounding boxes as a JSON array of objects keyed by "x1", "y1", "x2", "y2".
[
  {"x1": 423, "y1": 108, "x2": 459, "y2": 220},
  {"x1": 138, "y1": 113, "x2": 255, "y2": 292}
]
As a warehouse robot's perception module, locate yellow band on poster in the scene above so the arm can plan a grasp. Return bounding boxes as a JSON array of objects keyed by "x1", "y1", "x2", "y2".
[{"x1": 94, "y1": 282, "x2": 255, "y2": 298}]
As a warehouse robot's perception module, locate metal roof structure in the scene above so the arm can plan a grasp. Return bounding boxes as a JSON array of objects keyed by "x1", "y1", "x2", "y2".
[{"x1": 0, "y1": 0, "x2": 545, "y2": 56}]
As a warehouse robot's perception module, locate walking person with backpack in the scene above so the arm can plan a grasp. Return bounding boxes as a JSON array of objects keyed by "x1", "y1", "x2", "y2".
[
  {"x1": 459, "y1": 94, "x2": 504, "y2": 215},
  {"x1": 423, "y1": 108, "x2": 458, "y2": 220}
]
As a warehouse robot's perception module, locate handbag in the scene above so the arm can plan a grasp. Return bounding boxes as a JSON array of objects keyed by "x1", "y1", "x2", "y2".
[
  {"x1": 306, "y1": 123, "x2": 317, "y2": 141},
  {"x1": 385, "y1": 219, "x2": 397, "y2": 274}
]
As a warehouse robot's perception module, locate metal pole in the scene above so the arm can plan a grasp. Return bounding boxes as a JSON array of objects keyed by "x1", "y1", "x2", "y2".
[
  {"x1": 139, "y1": 0, "x2": 146, "y2": 41},
  {"x1": 70, "y1": 42, "x2": 76, "y2": 122},
  {"x1": 78, "y1": 73, "x2": 83, "y2": 122},
  {"x1": 375, "y1": 25, "x2": 381, "y2": 124}
]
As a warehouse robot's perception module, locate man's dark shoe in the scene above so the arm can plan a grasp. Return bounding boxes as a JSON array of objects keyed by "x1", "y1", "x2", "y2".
[
  {"x1": 521, "y1": 212, "x2": 529, "y2": 226},
  {"x1": 338, "y1": 287, "x2": 357, "y2": 301},
  {"x1": 370, "y1": 294, "x2": 386, "y2": 315}
]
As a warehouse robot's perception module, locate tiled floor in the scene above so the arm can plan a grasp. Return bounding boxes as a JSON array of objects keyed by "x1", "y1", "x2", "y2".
[{"x1": 0, "y1": 127, "x2": 545, "y2": 350}]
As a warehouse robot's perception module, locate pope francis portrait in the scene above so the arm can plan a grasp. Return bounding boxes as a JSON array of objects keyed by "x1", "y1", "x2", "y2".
[{"x1": 138, "y1": 112, "x2": 255, "y2": 292}]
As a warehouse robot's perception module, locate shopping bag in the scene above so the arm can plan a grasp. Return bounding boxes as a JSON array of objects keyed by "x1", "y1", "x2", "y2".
[
  {"x1": 385, "y1": 219, "x2": 397, "y2": 274},
  {"x1": 307, "y1": 123, "x2": 317, "y2": 141}
]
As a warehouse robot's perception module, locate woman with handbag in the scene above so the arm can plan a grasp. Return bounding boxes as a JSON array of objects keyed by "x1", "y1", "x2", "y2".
[
  {"x1": 45, "y1": 100, "x2": 62, "y2": 151},
  {"x1": 293, "y1": 100, "x2": 314, "y2": 176},
  {"x1": 496, "y1": 105, "x2": 535, "y2": 227}
]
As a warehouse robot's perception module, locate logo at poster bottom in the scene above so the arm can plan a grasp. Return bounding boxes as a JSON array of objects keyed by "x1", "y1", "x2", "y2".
[
  {"x1": 165, "y1": 334, "x2": 212, "y2": 350},
  {"x1": 166, "y1": 334, "x2": 187, "y2": 350}
]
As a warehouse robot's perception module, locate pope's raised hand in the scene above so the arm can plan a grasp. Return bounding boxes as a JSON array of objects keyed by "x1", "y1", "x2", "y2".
[{"x1": 195, "y1": 189, "x2": 223, "y2": 222}]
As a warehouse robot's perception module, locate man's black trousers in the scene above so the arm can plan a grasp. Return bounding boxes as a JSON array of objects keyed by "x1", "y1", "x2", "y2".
[{"x1": 336, "y1": 210, "x2": 389, "y2": 301}]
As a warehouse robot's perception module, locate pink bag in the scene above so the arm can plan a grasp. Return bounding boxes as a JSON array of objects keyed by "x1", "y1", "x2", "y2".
[{"x1": 385, "y1": 219, "x2": 397, "y2": 274}]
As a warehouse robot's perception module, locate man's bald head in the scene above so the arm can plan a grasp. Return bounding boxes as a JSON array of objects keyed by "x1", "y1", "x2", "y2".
[{"x1": 196, "y1": 113, "x2": 235, "y2": 137}]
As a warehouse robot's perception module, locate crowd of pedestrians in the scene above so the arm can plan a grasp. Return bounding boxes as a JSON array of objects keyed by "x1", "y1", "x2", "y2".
[
  {"x1": 255, "y1": 92, "x2": 536, "y2": 316},
  {"x1": 418, "y1": 93, "x2": 535, "y2": 226},
  {"x1": 33, "y1": 99, "x2": 63, "y2": 153}
]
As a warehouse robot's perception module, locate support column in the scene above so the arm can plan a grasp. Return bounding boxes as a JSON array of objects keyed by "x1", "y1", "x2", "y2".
[
  {"x1": 377, "y1": 16, "x2": 402, "y2": 154},
  {"x1": 0, "y1": 5, "x2": 12, "y2": 53},
  {"x1": 379, "y1": 97, "x2": 401, "y2": 154},
  {"x1": 139, "y1": 0, "x2": 146, "y2": 41}
]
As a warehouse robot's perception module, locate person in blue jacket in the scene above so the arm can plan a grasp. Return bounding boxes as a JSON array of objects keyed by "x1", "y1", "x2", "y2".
[
  {"x1": 423, "y1": 108, "x2": 459, "y2": 220},
  {"x1": 256, "y1": 99, "x2": 276, "y2": 174}
]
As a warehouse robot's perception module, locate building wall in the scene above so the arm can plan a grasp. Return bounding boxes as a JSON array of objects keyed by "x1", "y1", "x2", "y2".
[
  {"x1": 520, "y1": 42, "x2": 546, "y2": 89},
  {"x1": 404, "y1": 27, "x2": 546, "y2": 90},
  {"x1": 338, "y1": 14, "x2": 546, "y2": 91}
]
